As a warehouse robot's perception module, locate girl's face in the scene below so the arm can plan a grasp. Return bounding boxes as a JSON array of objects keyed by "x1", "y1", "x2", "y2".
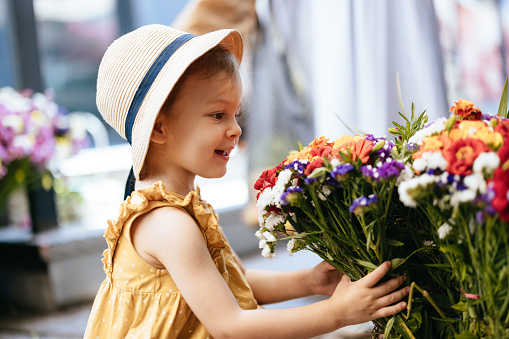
[{"x1": 159, "y1": 72, "x2": 242, "y2": 183}]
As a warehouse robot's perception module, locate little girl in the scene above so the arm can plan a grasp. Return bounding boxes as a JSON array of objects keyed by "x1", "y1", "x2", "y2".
[{"x1": 85, "y1": 25, "x2": 409, "y2": 338}]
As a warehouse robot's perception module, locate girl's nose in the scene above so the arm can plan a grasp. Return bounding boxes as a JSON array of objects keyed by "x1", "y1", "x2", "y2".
[{"x1": 228, "y1": 119, "x2": 242, "y2": 139}]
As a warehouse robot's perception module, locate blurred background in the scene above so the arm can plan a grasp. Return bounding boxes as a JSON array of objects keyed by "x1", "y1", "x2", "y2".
[{"x1": 0, "y1": 0, "x2": 507, "y2": 338}]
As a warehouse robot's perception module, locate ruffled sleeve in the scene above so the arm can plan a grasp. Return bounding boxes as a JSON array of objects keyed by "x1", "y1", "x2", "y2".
[{"x1": 101, "y1": 181, "x2": 227, "y2": 279}]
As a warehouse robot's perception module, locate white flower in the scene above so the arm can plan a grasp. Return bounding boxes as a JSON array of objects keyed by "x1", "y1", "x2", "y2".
[
  {"x1": 2, "y1": 114, "x2": 24, "y2": 133},
  {"x1": 317, "y1": 186, "x2": 331, "y2": 201},
  {"x1": 258, "y1": 239, "x2": 267, "y2": 249},
  {"x1": 12, "y1": 134, "x2": 35, "y2": 153},
  {"x1": 262, "y1": 231, "x2": 277, "y2": 242},
  {"x1": 450, "y1": 189, "x2": 476, "y2": 208},
  {"x1": 473, "y1": 152, "x2": 500, "y2": 175},
  {"x1": 287, "y1": 238, "x2": 297, "y2": 255},
  {"x1": 412, "y1": 152, "x2": 447, "y2": 172},
  {"x1": 330, "y1": 158, "x2": 340, "y2": 167},
  {"x1": 264, "y1": 212, "x2": 286, "y2": 231},
  {"x1": 412, "y1": 158, "x2": 426, "y2": 173},
  {"x1": 423, "y1": 240, "x2": 436, "y2": 247},
  {"x1": 261, "y1": 245, "x2": 274, "y2": 258},
  {"x1": 255, "y1": 230, "x2": 263, "y2": 240},
  {"x1": 463, "y1": 173, "x2": 487, "y2": 194},
  {"x1": 396, "y1": 164, "x2": 415, "y2": 186},
  {"x1": 438, "y1": 223, "x2": 453, "y2": 239},
  {"x1": 398, "y1": 174, "x2": 437, "y2": 207}
]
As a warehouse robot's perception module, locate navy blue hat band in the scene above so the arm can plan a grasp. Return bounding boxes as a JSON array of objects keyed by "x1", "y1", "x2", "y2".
[{"x1": 123, "y1": 33, "x2": 195, "y2": 199}]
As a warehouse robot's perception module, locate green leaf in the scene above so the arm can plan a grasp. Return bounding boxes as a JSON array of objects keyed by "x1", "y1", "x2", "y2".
[
  {"x1": 387, "y1": 238, "x2": 405, "y2": 247},
  {"x1": 307, "y1": 167, "x2": 328, "y2": 178},
  {"x1": 298, "y1": 140, "x2": 304, "y2": 151},
  {"x1": 451, "y1": 301, "x2": 467, "y2": 312},
  {"x1": 396, "y1": 72, "x2": 406, "y2": 116},
  {"x1": 384, "y1": 317, "x2": 395, "y2": 338},
  {"x1": 355, "y1": 259, "x2": 378, "y2": 271},
  {"x1": 454, "y1": 331, "x2": 478, "y2": 339},
  {"x1": 439, "y1": 244, "x2": 464, "y2": 258},
  {"x1": 390, "y1": 258, "x2": 406, "y2": 271},
  {"x1": 498, "y1": 76, "x2": 508, "y2": 118}
]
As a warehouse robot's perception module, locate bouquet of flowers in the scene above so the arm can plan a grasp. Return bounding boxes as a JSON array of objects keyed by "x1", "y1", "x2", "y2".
[
  {"x1": 0, "y1": 86, "x2": 87, "y2": 218},
  {"x1": 395, "y1": 82, "x2": 509, "y2": 337},
  {"x1": 254, "y1": 114, "x2": 459, "y2": 337}
]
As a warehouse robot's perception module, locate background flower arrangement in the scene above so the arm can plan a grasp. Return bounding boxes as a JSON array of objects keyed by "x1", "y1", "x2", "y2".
[
  {"x1": 254, "y1": 79, "x2": 509, "y2": 338},
  {"x1": 394, "y1": 79, "x2": 509, "y2": 338},
  {"x1": 0, "y1": 86, "x2": 88, "y2": 226}
]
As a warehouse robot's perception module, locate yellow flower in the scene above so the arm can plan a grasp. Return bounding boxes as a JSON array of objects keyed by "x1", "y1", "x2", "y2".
[
  {"x1": 420, "y1": 135, "x2": 444, "y2": 152},
  {"x1": 448, "y1": 121, "x2": 502, "y2": 148},
  {"x1": 333, "y1": 134, "x2": 363, "y2": 148},
  {"x1": 284, "y1": 147, "x2": 314, "y2": 165}
]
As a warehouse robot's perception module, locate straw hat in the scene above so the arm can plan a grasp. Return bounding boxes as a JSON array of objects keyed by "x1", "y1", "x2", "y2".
[{"x1": 96, "y1": 24, "x2": 243, "y2": 197}]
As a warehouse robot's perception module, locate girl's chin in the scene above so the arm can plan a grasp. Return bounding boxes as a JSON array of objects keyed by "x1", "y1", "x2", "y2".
[{"x1": 198, "y1": 168, "x2": 227, "y2": 179}]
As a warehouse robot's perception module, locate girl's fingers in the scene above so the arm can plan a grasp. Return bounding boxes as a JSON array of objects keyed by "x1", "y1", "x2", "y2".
[
  {"x1": 374, "y1": 301, "x2": 408, "y2": 319},
  {"x1": 358, "y1": 261, "x2": 391, "y2": 287},
  {"x1": 376, "y1": 286, "x2": 410, "y2": 308},
  {"x1": 372, "y1": 275, "x2": 407, "y2": 298}
]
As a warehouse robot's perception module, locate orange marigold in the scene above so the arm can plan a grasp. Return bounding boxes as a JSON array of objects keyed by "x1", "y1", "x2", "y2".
[
  {"x1": 308, "y1": 136, "x2": 335, "y2": 148},
  {"x1": 449, "y1": 99, "x2": 482, "y2": 120}
]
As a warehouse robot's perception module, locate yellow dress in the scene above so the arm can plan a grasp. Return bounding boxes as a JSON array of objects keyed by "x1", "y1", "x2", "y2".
[{"x1": 84, "y1": 182, "x2": 258, "y2": 338}]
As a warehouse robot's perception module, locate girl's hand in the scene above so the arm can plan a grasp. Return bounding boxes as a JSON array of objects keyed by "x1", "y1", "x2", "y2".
[
  {"x1": 328, "y1": 261, "x2": 409, "y2": 327},
  {"x1": 308, "y1": 261, "x2": 344, "y2": 296}
]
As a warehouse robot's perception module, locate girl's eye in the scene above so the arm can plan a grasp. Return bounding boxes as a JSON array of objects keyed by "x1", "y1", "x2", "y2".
[{"x1": 210, "y1": 113, "x2": 224, "y2": 120}]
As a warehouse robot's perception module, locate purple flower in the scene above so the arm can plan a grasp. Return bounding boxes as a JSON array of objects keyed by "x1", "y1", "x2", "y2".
[
  {"x1": 377, "y1": 160, "x2": 404, "y2": 179},
  {"x1": 281, "y1": 186, "x2": 303, "y2": 205},
  {"x1": 481, "y1": 113, "x2": 496, "y2": 121},
  {"x1": 304, "y1": 177, "x2": 318, "y2": 185},
  {"x1": 373, "y1": 141, "x2": 395, "y2": 163},
  {"x1": 330, "y1": 164, "x2": 354, "y2": 181},
  {"x1": 285, "y1": 160, "x2": 309, "y2": 176},
  {"x1": 407, "y1": 142, "x2": 419, "y2": 153},
  {"x1": 364, "y1": 134, "x2": 378, "y2": 142},
  {"x1": 476, "y1": 211, "x2": 485, "y2": 225},
  {"x1": 360, "y1": 165, "x2": 379, "y2": 180},
  {"x1": 349, "y1": 194, "x2": 378, "y2": 215}
]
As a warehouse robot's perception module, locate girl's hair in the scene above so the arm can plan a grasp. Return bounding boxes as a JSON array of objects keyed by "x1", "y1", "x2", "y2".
[
  {"x1": 160, "y1": 44, "x2": 241, "y2": 116},
  {"x1": 140, "y1": 44, "x2": 241, "y2": 179}
]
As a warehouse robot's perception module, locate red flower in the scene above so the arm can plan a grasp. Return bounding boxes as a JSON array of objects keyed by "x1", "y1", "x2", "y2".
[
  {"x1": 309, "y1": 146, "x2": 334, "y2": 159},
  {"x1": 449, "y1": 99, "x2": 482, "y2": 120},
  {"x1": 492, "y1": 168, "x2": 509, "y2": 221},
  {"x1": 304, "y1": 158, "x2": 325, "y2": 176},
  {"x1": 254, "y1": 162, "x2": 284, "y2": 199},
  {"x1": 492, "y1": 141, "x2": 509, "y2": 221},
  {"x1": 494, "y1": 120, "x2": 509, "y2": 140},
  {"x1": 443, "y1": 138, "x2": 490, "y2": 176}
]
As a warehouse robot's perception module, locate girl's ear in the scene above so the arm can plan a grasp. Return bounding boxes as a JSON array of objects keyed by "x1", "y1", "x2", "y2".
[{"x1": 150, "y1": 115, "x2": 167, "y2": 144}]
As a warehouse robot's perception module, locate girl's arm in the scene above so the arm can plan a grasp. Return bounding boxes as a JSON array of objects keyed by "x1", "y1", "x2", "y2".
[
  {"x1": 243, "y1": 262, "x2": 342, "y2": 304},
  {"x1": 134, "y1": 206, "x2": 409, "y2": 339}
]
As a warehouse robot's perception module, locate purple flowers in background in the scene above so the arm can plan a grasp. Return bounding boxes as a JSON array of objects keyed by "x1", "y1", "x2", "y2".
[{"x1": 0, "y1": 87, "x2": 87, "y2": 179}]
